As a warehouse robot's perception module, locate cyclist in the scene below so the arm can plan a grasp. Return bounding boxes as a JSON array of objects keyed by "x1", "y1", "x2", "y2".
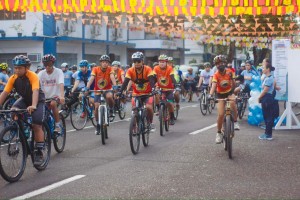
[
  {"x1": 167, "y1": 57, "x2": 181, "y2": 110},
  {"x1": 118, "y1": 52, "x2": 156, "y2": 130},
  {"x1": 0, "y1": 55, "x2": 46, "y2": 165},
  {"x1": 208, "y1": 55, "x2": 240, "y2": 144},
  {"x1": 197, "y1": 62, "x2": 213, "y2": 93},
  {"x1": 154, "y1": 55, "x2": 177, "y2": 125},
  {"x1": 61, "y1": 62, "x2": 73, "y2": 97},
  {"x1": 71, "y1": 65, "x2": 78, "y2": 85},
  {"x1": 0, "y1": 63, "x2": 9, "y2": 93},
  {"x1": 86, "y1": 55, "x2": 117, "y2": 134},
  {"x1": 112, "y1": 61, "x2": 125, "y2": 85},
  {"x1": 38, "y1": 54, "x2": 64, "y2": 132}
]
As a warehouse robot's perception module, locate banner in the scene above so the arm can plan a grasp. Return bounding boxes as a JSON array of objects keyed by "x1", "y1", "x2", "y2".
[{"x1": 272, "y1": 39, "x2": 290, "y2": 101}]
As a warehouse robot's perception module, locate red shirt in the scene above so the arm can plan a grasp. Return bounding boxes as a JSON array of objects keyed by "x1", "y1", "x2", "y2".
[
  {"x1": 153, "y1": 65, "x2": 174, "y2": 90},
  {"x1": 91, "y1": 66, "x2": 114, "y2": 90}
]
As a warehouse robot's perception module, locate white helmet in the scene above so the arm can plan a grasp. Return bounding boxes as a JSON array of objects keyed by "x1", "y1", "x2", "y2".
[
  {"x1": 61, "y1": 63, "x2": 68, "y2": 68},
  {"x1": 112, "y1": 61, "x2": 121, "y2": 66}
]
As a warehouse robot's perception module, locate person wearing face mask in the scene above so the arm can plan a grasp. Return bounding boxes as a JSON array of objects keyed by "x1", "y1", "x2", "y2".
[
  {"x1": 209, "y1": 55, "x2": 240, "y2": 144},
  {"x1": 153, "y1": 55, "x2": 177, "y2": 125}
]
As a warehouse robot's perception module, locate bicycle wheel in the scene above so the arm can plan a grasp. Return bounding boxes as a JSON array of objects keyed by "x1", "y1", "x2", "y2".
[
  {"x1": 199, "y1": 93, "x2": 207, "y2": 116},
  {"x1": 141, "y1": 116, "x2": 150, "y2": 147},
  {"x1": 207, "y1": 96, "x2": 213, "y2": 114},
  {"x1": 225, "y1": 116, "x2": 233, "y2": 159},
  {"x1": 129, "y1": 114, "x2": 140, "y2": 154},
  {"x1": 159, "y1": 104, "x2": 165, "y2": 136},
  {"x1": 59, "y1": 105, "x2": 70, "y2": 119},
  {"x1": 165, "y1": 107, "x2": 170, "y2": 132},
  {"x1": 100, "y1": 106, "x2": 106, "y2": 145},
  {"x1": 53, "y1": 113, "x2": 66, "y2": 153},
  {"x1": 237, "y1": 100, "x2": 243, "y2": 119},
  {"x1": 32, "y1": 122, "x2": 52, "y2": 170},
  {"x1": 241, "y1": 99, "x2": 247, "y2": 118},
  {"x1": 70, "y1": 102, "x2": 88, "y2": 130},
  {"x1": 118, "y1": 101, "x2": 126, "y2": 120},
  {"x1": 174, "y1": 105, "x2": 179, "y2": 120},
  {"x1": 0, "y1": 125, "x2": 27, "y2": 183}
]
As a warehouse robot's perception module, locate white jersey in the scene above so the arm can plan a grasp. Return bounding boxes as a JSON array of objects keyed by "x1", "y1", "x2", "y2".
[
  {"x1": 38, "y1": 67, "x2": 64, "y2": 99},
  {"x1": 200, "y1": 70, "x2": 214, "y2": 85}
]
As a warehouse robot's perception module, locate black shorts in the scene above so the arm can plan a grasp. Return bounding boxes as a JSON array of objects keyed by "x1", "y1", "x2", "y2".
[
  {"x1": 13, "y1": 98, "x2": 45, "y2": 125},
  {"x1": 94, "y1": 91, "x2": 112, "y2": 103},
  {"x1": 161, "y1": 91, "x2": 174, "y2": 102},
  {"x1": 216, "y1": 91, "x2": 233, "y2": 99}
]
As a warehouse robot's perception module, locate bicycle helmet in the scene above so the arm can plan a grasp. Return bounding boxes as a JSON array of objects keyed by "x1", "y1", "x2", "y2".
[
  {"x1": 42, "y1": 54, "x2": 56, "y2": 63},
  {"x1": 168, "y1": 57, "x2": 174, "y2": 62},
  {"x1": 158, "y1": 54, "x2": 168, "y2": 61},
  {"x1": 99, "y1": 55, "x2": 110, "y2": 62},
  {"x1": 112, "y1": 61, "x2": 121, "y2": 66},
  {"x1": 72, "y1": 65, "x2": 77, "y2": 71},
  {"x1": 213, "y1": 55, "x2": 227, "y2": 64},
  {"x1": 37, "y1": 66, "x2": 44, "y2": 70},
  {"x1": 79, "y1": 60, "x2": 89, "y2": 67},
  {"x1": 0, "y1": 63, "x2": 8, "y2": 70},
  {"x1": 204, "y1": 62, "x2": 211, "y2": 68},
  {"x1": 12, "y1": 55, "x2": 31, "y2": 66},
  {"x1": 240, "y1": 62, "x2": 245, "y2": 67},
  {"x1": 61, "y1": 62, "x2": 68, "y2": 68},
  {"x1": 153, "y1": 62, "x2": 159, "y2": 67},
  {"x1": 131, "y1": 52, "x2": 144, "y2": 60}
]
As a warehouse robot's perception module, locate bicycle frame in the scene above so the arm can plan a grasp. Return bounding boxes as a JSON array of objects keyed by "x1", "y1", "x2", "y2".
[{"x1": 90, "y1": 90, "x2": 110, "y2": 126}]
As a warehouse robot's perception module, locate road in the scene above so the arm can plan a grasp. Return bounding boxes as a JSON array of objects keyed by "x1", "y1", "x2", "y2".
[{"x1": 0, "y1": 101, "x2": 300, "y2": 199}]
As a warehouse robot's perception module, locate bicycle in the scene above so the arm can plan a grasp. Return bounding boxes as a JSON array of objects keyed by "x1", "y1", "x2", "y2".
[
  {"x1": 237, "y1": 91, "x2": 249, "y2": 119},
  {"x1": 214, "y1": 97, "x2": 237, "y2": 159},
  {"x1": 0, "y1": 109, "x2": 51, "y2": 183},
  {"x1": 70, "y1": 92, "x2": 96, "y2": 130},
  {"x1": 90, "y1": 90, "x2": 112, "y2": 145},
  {"x1": 129, "y1": 94, "x2": 152, "y2": 154},
  {"x1": 110, "y1": 86, "x2": 127, "y2": 122},
  {"x1": 45, "y1": 98, "x2": 66, "y2": 153},
  {"x1": 157, "y1": 89, "x2": 171, "y2": 136},
  {"x1": 199, "y1": 85, "x2": 213, "y2": 116}
]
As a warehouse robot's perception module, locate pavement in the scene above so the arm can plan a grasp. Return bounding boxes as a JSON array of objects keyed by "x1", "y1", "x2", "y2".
[{"x1": 0, "y1": 100, "x2": 300, "y2": 199}]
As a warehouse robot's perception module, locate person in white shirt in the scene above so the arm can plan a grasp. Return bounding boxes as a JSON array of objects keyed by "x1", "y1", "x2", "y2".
[
  {"x1": 38, "y1": 54, "x2": 64, "y2": 131},
  {"x1": 197, "y1": 62, "x2": 213, "y2": 89}
]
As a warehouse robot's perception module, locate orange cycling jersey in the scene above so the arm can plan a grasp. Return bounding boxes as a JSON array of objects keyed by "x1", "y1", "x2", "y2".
[
  {"x1": 125, "y1": 65, "x2": 153, "y2": 96},
  {"x1": 153, "y1": 65, "x2": 174, "y2": 90},
  {"x1": 114, "y1": 68, "x2": 125, "y2": 85},
  {"x1": 212, "y1": 68, "x2": 234, "y2": 94},
  {"x1": 4, "y1": 70, "x2": 45, "y2": 105},
  {"x1": 92, "y1": 66, "x2": 114, "y2": 90}
]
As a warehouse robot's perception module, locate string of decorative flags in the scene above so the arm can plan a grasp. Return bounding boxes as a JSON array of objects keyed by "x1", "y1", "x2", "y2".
[{"x1": 1, "y1": 0, "x2": 300, "y2": 16}]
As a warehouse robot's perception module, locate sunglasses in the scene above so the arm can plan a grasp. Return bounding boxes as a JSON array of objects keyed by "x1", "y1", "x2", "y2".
[{"x1": 133, "y1": 59, "x2": 142, "y2": 63}]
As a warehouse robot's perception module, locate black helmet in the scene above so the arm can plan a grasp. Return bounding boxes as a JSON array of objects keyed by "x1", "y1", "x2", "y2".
[
  {"x1": 99, "y1": 55, "x2": 110, "y2": 62},
  {"x1": 12, "y1": 55, "x2": 31, "y2": 67},
  {"x1": 72, "y1": 65, "x2": 77, "y2": 71},
  {"x1": 42, "y1": 54, "x2": 56, "y2": 63}
]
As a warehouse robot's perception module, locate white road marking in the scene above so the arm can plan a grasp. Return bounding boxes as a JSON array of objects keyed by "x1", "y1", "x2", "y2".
[
  {"x1": 189, "y1": 123, "x2": 217, "y2": 135},
  {"x1": 11, "y1": 175, "x2": 85, "y2": 200}
]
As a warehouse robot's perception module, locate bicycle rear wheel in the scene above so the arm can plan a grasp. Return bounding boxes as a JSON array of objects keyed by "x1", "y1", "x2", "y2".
[
  {"x1": 174, "y1": 105, "x2": 179, "y2": 120},
  {"x1": 70, "y1": 102, "x2": 88, "y2": 130},
  {"x1": 159, "y1": 104, "x2": 165, "y2": 136},
  {"x1": 129, "y1": 114, "x2": 140, "y2": 154},
  {"x1": 0, "y1": 125, "x2": 27, "y2": 183},
  {"x1": 100, "y1": 106, "x2": 107, "y2": 145},
  {"x1": 225, "y1": 116, "x2": 233, "y2": 159},
  {"x1": 141, "y1": 116, "x2": 149, "y2": 147},
  {"x1": 32, "y1": 122, "x2": 52, "y2": 170},
  {"x1": 165, "y1": 107, "x2": 170, "y2": 132},
  {"x1": 199, "y1": 93, "x2": 207, "y2": 116},
  {"x1": 118, "y1": 101, "x2": 126, "y2": 120},
  {"x1": 53, "y1": 113, "x2": 66, "y2": 153}
]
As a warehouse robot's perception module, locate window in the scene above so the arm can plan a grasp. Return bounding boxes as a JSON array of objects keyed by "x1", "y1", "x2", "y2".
[{"x1": 0, "y1": 11, "x2": 26, "y2": 20}]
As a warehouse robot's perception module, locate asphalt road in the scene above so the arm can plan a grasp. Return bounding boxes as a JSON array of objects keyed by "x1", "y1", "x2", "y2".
[{"x1": 0, "y1": 101, "x2": 300, "y2": 199}]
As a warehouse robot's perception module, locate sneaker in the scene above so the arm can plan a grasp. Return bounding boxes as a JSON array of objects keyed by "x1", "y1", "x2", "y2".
[
  {"x1": 34, "y1": 149, "x2": 44, "y2": 166},
  {"x1": 95, "y1": 130, "x2": 100, "y2": 135},
  {"x1": 80, "y1": 112, "x2": 86, "y2": 118},
  {"x1": 215, "y1": 132, "x2": 223, "y2": 144},
  {"x1": 259, "y1": 133, "x2": 273, "y2": 141},
  {"x1": 170, "y1": 118, "x2": 175, "y2": 125},
  {"x1": 54, "y1": 123, "x2": 62, "y2": 133},
  {"x1": 234, "y1": 122, "x2": 240, "y2": 130},
  {"x1": 150, "y1": 123, "x2": 155, "y2": 132}
]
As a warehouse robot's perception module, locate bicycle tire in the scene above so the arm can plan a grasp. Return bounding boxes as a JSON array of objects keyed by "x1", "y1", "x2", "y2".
[
  {"x1": 53, "y1": 113, "x2": 66, "y2": 153},
  {"x1": 0, "y1": 124, "x2": 27, "y2": 183},
  {"x1": 129, "y1": 114, "x2": 140, "y2": 154},
  {"x1": 225, "y1": 116, "x2": 233, "y2": 159},
  {"x1": 237, "y1": 101, "x2": 243, "y2": 119},
  {"x1": 159, "y1": 104, "x2": 165, "y2": 136},
  {"x1": 165, "y1": 106, "x2": 169, "y2": 132},
  {"x1": 207, "y1": 96, "x2": 212, "y2": 114},
  {"x1": 32, "y1": 122, "x2": 52, "y2": 170},
  {"x1": 199, "y1": 93, "x2": 207, "y2": 116},
  {"x1": 70, "y1": 102, "x2": 88, "y2": 130},
  {"x1": 141, "y1": 115, "x2": 150, "y2": 147},
  {"x1": 100, "y1": 106, "x2": 106, "y2": 145},
  {"x1": 118, "y1": 101, "x2": 126, "y2": 120},
  {"x1": 174, "y1": 105, "x2": 179, "y2": 120}
]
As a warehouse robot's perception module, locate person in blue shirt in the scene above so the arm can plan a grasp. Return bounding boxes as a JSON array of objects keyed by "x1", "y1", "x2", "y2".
[
  {"x1": 258, "y1": 63, "x2": 275, "y2": 141},
  {"x1": 0, "y1": 63, "x2": 9, "y2": 93},
  {"x1": 235, "y1": 60, "x2": 258, "y2": 96},
  {"x1": 61, "y1": 63, "x2": 73, "y2": 97}
]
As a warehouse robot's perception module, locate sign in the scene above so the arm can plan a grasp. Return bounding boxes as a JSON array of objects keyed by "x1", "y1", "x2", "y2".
[{"x1": 272, "y1": 39, "x2": 290, "y2": 101}]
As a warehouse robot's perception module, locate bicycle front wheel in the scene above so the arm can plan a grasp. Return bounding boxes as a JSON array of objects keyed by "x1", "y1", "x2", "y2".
[
  {"x1": 32, "y1": 122, "x2": 52, "y2": 170},
  {"x1": 141, "y1": 116, "x2": 149, "y2": 147},
  {"x1": 129, "y1": 114, "x2": 140, "y2": 154},
  {"x1": 70, "y1": 102, "x2": 88, "y2": 130},
  {"x1": 200, "y1": 93, "x2": 207, "y2": 116},
  {"x1": 159, "y1": 104, "x2": 165, "y2": 136},
  {"x1": 0, "y1": 125, "x2": 27, "y2": 183},
  {"x1": 118, "y1": 101, "x2": 126, "y2": 120},
  {"x1": 100, "y1": 106, "x2": 107, "y2": 145},
  {"x1": 53, "y1": 113, "x2": 66, "y2": 153},
  {"x1": 225, "y1": 116, "x2": 233, "y2": 159},
  {"x1": 164, "y1": 107, "x2": 169, "y2": 132}
]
